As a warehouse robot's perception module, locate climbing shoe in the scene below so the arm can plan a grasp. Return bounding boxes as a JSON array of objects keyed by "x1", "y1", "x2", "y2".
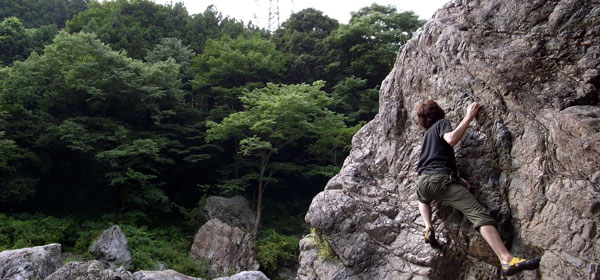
[
  {"x1": 501, "y1": 257, "x2": 540, "y2": 276},
  {"x1": 423, "y1": 228, "x2": 441, "y2": 248}
]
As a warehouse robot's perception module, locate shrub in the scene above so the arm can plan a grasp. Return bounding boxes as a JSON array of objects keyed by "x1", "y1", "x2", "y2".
[
  {"x1": 0, "y1": 214, "x2": 75, "y2": 249},
  {"x1": 120, "y1": 224, "x2": 208, "y2": 277},
  {"x1": 256, "y1": 229, "x2": 299, "y2": 276}
]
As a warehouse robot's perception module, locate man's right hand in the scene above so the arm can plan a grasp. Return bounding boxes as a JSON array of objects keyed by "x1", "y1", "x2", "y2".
[{"x1": 466, "y1": 102, "x2": 482, "y2": 121}]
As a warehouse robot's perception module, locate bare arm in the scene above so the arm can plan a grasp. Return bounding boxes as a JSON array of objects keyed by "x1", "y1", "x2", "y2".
[{"x1": 443, "y1": 102, "x2": 481, "y2": 147}]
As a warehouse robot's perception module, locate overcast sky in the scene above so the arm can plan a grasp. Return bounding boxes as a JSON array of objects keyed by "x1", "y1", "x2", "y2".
[{"x1": 153, "y1": 0, "x2": 449, "y2": 29}]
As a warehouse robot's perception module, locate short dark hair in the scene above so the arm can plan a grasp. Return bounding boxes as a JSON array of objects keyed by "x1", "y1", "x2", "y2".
[{"x1": 415, "y1": 100, "x2": 445, "y2": 130}]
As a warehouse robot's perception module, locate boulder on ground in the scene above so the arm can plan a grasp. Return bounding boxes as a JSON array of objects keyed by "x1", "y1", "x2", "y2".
[
  {"x1": 214, "y1": 271, "x2": 269, "y2": 280},
  {"x1": 132, "y1": 269, "x2": 202, "y2": 280},
  {"x1": 45, "y1": 260, "x2": 132, "y2": 280},
  {"x1": 90, "y1": 225, "x2": 132, "y2": 269},
  {"x1": 190, "y1": 218, "x2": 259, "y2": 275},
  {"x1": 0, "y1": 243, "x2": 61, "y2": 280},
  {"x1": 204, "y1": 196, "x2": 255, "y2": 232}
]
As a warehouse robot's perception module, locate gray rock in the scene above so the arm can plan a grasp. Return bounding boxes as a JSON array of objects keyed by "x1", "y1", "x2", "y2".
[
  {"x1": 45, "y1": 260, "x2": 133, "y2": 280},
  {"x1": 204, "y1": 196, "x2": 256, "y2": 232},
  {"x1": 300, "y1": 0, "x2": 600, "y2": 279},
  {"x1": 0, "y1": 243, "x2": 61, "y2": 280},
  {"x1": 190, "y1": 218, "x2": 259, "y2": 275},
  {"x1": 214, "y1": 271, "x2": 269, "y2": 280},
  {"x1": 295, "y1": 235, "x2": 359, "y2": 280},
  {"x1": 90, "y1": 225, "x2": 132, "y2": 269},
  {"x1": 132, "y1": 269, "x2": 201, "y2": 280}
]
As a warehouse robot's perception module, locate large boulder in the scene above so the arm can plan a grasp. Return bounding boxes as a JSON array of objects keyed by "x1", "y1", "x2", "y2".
[
  {"x1": 204, "y1": 196, "x2": 256, "y2": 232},
  {"x1": 0, "y1": 243, "x2": 61, "y2": 280},
  {"x1": 214, "y1": 271, "x2": 269, "y2": 280},
  {"x1": 90, "y1": 225, "x2": 132, "y2": 269},
  {"x1": 300, "y1": 0, "x2": 600, "y2": 279},
  {"x1": 190, "y1": 218, "x2": 260, "y2": 275},
  {"x1": 132, "y1": 269, "x2": 202, "y2": 280},
  {"x1": 45, "y1": 260, "x2": 133, "y2": 280}
]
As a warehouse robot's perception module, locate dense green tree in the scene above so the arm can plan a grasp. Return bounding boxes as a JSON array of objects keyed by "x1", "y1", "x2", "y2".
[
  {"x1": 0, "y1": 0, "x2": 89, "y2": 28},
  {"x1": 185, "y1": 5, "x2": 265, "y2": 54},
  {"x1": 146, "y1": 37, "x2": 195, "y2": 92},
  {"x1": 0, "y1": 17, "x2": 31, "y2": 65},
  {"x1": 271, "y1": 8, "x2": 339, "y2": 84},
  {"x1": 66, "y1": 0, "x2": 190, "y2": 59},
  {"x1": 1, "y1": 31, "x2": 184, "y2": 210},
  {"x1": 330, "y1": 4, "x2": 425, "y2": 88},
  {"x1": 96, "y1": 138, "x2": 174, "y2": 211},
  {"x1": 191, "y1": 35, "x2": 284, "y2": 118},
  {"x1": 330, "y1": 76, "x2": 379, "y2": 124},
  {"x1": 0, "y1": 17, "x2": 60, "y2": 66},
  {"x1": 0, "y1": 131, "x2": 38, "y2": 203},
  {"x1": 206, "y1": 82, "x2": 349, "y2": 235}
]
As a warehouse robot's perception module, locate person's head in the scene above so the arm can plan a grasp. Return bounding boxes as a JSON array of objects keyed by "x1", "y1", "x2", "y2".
[{"x1": 415, "y1": 100, "x2": 445, "y2": 130}]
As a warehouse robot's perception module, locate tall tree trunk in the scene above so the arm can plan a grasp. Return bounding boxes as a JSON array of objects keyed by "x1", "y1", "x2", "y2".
[
  {"x1": 251, "y1": 152, "x2": 271, "y2": 236},
  {"x1": 252, "y1": 182, "x2": 264, "y2": 236}
]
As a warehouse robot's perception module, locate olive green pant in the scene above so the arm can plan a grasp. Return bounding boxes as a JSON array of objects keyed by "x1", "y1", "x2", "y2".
[{"x1": 417, "y1": 173, "x2": 496, "y2": 229}]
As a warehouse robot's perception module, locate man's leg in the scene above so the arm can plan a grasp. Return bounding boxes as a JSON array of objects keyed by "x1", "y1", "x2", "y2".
[
  {"x1": 439, "y1": 182, "x2": 540, "y2": 275},
  {"x1": 480, "y1": 225, "x2": 512, "y2": 264},
  {"x1": 418, "y1": 201, "x2": 433, "y2": 231}
]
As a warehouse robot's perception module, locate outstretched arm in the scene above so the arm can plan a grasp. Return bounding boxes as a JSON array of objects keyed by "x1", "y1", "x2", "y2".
[{"x1": 443, "y1": 102, "x2": 481, "y2": 146}]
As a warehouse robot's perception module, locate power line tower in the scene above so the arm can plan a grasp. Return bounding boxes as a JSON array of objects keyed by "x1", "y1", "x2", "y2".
[
  {"x1": 254, "y1": 0, "x2": 293, "y2": 31},
  {"x1": 267, "y1": 0, "x2": 280, "y2": 31}
]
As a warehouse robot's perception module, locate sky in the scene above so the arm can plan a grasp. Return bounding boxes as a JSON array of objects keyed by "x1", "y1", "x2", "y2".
[{"x1": 153, "y1": 0, "x2": 450, "y2": 29}]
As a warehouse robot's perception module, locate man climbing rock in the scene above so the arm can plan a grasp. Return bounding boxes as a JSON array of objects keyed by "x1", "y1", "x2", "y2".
[{"x1": 414, "y1": 100, "x2": 540, "y2": 276}]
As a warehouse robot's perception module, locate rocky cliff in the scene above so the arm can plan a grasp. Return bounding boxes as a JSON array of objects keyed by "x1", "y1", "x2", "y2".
[{"x1": 299, "y1": 0, "x2": 600, "y2": 279}]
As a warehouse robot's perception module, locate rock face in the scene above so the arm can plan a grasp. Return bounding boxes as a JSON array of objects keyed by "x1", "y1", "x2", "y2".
[
  {"x1": 190, "y1": 218, "x2": 260, "y2": 275},
  {"x1": 214, "y1": 271, "x2": 269, "y2": 280},
  {"x1": 204, "y1": 196, "x2": 256, "y2": 232},
  {"x1": 45, "y1": 260, "x2": 133, "y2": 280},
  {"x1": 300, "y1": 0, "x2": 600, "y2": 279},
  {"x1": 90, "y1": 225, "x2": 132, "y2": 269},
  {"x1": 0, "y1": 243, "x2": 61, "y2": 280},
  {"x1": 132, "y1": 269, "x2": 202, "y2": 280}
]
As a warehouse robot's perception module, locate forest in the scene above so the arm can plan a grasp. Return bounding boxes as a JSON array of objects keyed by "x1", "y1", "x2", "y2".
[{"x1": 0, "y1": 0, "x2": 424, "y2": 278}]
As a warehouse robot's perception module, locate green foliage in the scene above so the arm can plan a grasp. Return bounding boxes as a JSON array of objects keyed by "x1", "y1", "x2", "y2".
[
  {"x1": 2, "y1": 31, "x2": 184, "y2": 122},
  {"x1": 310, "y1": 228, "x2": 336, "y2": 259},
  {"x1": 0, "y1": 17, "x2": 57, "y2": 66},
  {"x1": 330, "y1": 77, "x2": 379, "y2": 124},
  {"x1": 145, "y1": 37, "x2": 195, "y2": 86},
  {"x1": 96, "y1": 138, "x2": 174, "y2": 211},
  {"x1": 186, "y1": 5, "x2": 265, "y2": 53},
  {"x1": 66, "y1": 0, "x2": 189, "y2": 59},
  {"x1": 0, "y1": 0, "x2": 88, "y2": 28},
  {"x1": 260, "y1": 199, "x2": 306, "y2": 235},
  {"x1": 256, "y1": 229, "x2": 299, "y2": 276},
  {"x1": 0, "y1": 214, "x2": 74, "y2": 250},
  {"x1": 272, "y1": 8, "x2": 340, "y2": 84},
  {"x1": 0, "y1": 131, "x2": 38, "y2": 203},
  {"x1": 0, "y1": 17, "x2": 32, "y2": 65},
  {"x1": 120, "y1": 224, "x2": 208, "y2": 277},
  {"x1": 330, "y1": 4, "x2": 425, "y2": 87},
  {"x1": 192, "y1": 35, "x2": 284, "y2": 116}
]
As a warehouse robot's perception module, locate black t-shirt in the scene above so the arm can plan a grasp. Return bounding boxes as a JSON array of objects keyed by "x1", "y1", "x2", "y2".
[{"x1": 417, "y1": 119, "x2": 457, "y2": 175}]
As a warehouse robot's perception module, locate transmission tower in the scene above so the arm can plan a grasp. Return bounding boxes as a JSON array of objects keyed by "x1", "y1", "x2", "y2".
[
  {"x1": 254, "y1": 0, "x2": 293, "y2": 31},
  {"x1": 268, "y1": 0, "x2": 280, "y2": 31}
]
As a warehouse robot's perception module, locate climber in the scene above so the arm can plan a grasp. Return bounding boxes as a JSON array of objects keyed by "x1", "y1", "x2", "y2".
[{"x1": 414, "y1": 100, "x2": 540, "y2": 276}]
